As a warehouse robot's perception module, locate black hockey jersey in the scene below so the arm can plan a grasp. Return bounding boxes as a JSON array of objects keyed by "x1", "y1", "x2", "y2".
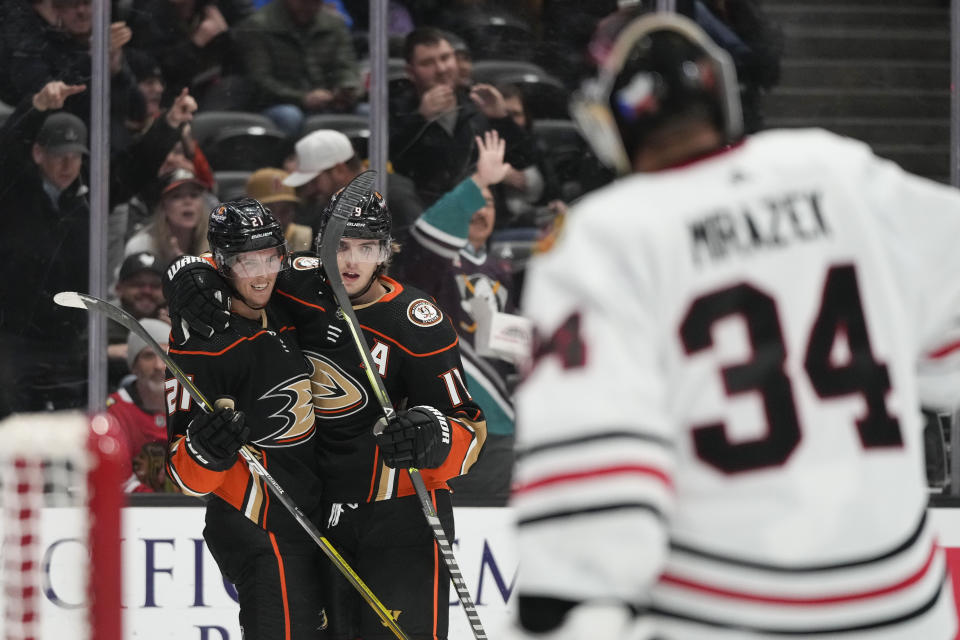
[
  {"x1": 274, "y1": 254, "x2": 487, "y2": 503},
  {"x1": 165, "y1": 306, "x2": 323, "y2": 542}
]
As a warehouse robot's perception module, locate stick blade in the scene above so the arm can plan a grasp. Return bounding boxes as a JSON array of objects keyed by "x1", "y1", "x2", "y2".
[
  {"x1": 53, "y1": 291, "x2": 90, "y2": 309},
  {"x1": 330, "y1": 170, "x2": 377, "y2": 221}
]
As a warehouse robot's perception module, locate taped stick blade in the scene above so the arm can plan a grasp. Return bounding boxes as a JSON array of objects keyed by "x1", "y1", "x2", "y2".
[
  {"x1": 330, "y1": 169, "x2": 377, "y2": 221},
  {"x1": 53, "y1": 291, "x2": 89, "y2": 309}
]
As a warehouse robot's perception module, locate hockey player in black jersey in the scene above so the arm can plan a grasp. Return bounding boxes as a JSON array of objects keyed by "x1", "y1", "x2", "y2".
[
  {"x1": 164, "y1": 190, "x2": 487, "y2": 640},
  {"x1": 165, "y1": 199, "x2": 328, "y2": 639}
]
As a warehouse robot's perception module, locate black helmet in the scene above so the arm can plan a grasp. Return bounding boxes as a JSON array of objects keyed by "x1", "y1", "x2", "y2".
[
  {"x1": 316, "y1": 188, "x2": 392, "y2": 252},
  {"x1": 208, "y1": 197, "x2": 288, "y2": 275},
  {"x1": 571, "y1": 11, "x2": 743, "y2": 174}
]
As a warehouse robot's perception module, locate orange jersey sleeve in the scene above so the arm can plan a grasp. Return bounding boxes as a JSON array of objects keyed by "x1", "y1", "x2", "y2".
[{"x1": 396, "y1": 408, "x2": 487, "y2": 496}]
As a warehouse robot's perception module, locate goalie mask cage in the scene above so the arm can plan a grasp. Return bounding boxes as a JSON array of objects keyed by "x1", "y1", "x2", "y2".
[{"x1": 0, "y1": 412, "x2": 124, "y2": 640}]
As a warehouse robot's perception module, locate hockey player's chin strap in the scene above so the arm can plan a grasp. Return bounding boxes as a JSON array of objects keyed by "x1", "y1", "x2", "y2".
[
  {"x1": 348, "y1": 275, "x2": 377, "y2": 301},
  {"x1": 346, "y1": 264, "x2": 386, "y2": 302}
]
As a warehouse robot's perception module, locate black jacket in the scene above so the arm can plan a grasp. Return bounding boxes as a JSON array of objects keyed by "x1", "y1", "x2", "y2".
[
  {"x1": 3, "y1": 8, "x2": 144, "y2": 135},
  {"x1": 127, "y1": 0, "x2": 252, "y2": 100},
  {"x1": 389, "y1": 82, "x2": 536, "y2": 205},
  {"x1": 0, "y1": 98, "x2": 181, "y2": 343}
]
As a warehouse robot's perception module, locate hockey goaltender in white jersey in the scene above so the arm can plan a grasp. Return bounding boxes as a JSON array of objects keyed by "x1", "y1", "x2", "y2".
[{"x1": 511, "y1": 11, "x2": 960, "y2": 640}]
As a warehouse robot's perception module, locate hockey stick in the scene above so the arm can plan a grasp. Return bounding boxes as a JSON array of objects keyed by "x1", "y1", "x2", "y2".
[
  {"x1": 319, "y1": 172, "x2": 489, "y2": 640},
  {"x1": 53, "y1": 290, "x2": 411, "y2": 640}
]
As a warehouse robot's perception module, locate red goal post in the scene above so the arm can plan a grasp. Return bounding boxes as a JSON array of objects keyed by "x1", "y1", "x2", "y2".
[{"x1": 0, "y1": 412, "x2": 125, "y2": 640}]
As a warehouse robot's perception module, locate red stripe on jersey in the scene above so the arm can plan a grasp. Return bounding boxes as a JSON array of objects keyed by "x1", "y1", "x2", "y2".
[
  {"x1": 666, "y1": 138, "x2": 746, "y2": 171},
  {"x1": 659, "y1": 542, "x2": 939, "y2": 605},
  {"x1": 275, "y1": 288, "x2": 327, "y2": 311},
  {"x1": 275, "y1": 424, "x2": 316, "y2": 444},
  {"x1": 314, "y1": 402, "x2": 364, "y2": 416},
  {"x1": 512, "y1": 464, "x2": 673, "y2": 495},
  {"x1": 928, "y1": 340, "x2": 960, "y2": 359}
]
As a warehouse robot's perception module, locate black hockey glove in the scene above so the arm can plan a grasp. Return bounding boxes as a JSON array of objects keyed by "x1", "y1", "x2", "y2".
[
  {"x1": 374, "y1": 406, "x2": 452, "y2": 469},
  {"x1": 184, "y1": 407, "x2": 249, "y2": 471},
  {"x1": 163, "y1": 256, "x2": 231, "y2": 344}
]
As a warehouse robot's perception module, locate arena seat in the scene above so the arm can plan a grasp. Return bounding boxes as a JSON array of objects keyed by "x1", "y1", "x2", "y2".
[
  {"x1": 190, "y1": 111, "x2": 276, "y2": 148},
  {"x1": 204, "y1": 125, "x2": 290, "y2": 172}
]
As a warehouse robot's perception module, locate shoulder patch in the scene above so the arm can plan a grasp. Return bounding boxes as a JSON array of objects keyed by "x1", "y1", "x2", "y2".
[
  {"x1": 293, "y1": 255, "x2": 320, "y2": 271},
  {"x1": 407, "y1": 298, "x2": 443, "y2": 327}
]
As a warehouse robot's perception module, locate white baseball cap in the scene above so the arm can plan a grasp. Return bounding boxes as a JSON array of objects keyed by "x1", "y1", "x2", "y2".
[
  {"x1": 283, "y1": 130, "x2": 355, "y2": 187},
  {"x1": 126, "y1": 318, "x2": 171, "y2": 370}
]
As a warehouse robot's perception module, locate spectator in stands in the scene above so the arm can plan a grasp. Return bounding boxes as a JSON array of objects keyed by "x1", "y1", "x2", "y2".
[
  {"x1": 235, "y1": 0, "x2": 362, "y2": 137},
  {"x1": 497, "y1": 83, "x2": 561, "y2": 228},
  {"x1": 125, "y1": 167, "x2": 211, "y2": 267},
  {"x1": 445, "y1": 31, "x2": 474, "y2": 90},
  {"x1": 110, "y1": 252, "x2": 168, "y2": 334},
  {"x1": 127, "y1": 0, "x2": 252, "y2": 109},
  {"x1": 125, "y1": 50, "x2": 166, "y2": 131},
  {"x1": 688, "y1": 0, "x2": 783, "y2": 132},
  {"x1": 282, "y1": 129, "x2": 423, "y2": 240},
  {"x1": 390, "y1": 27, "x2": 535, "y2": 205},
  {"x1": 107, "y1": 252, "x2": 168, "y2": 387},
  {"x1": 4, "y1": 0, "x2": 144, "y2": 146},
  {"x1": 245, "y1": 167, "x2": 312, "y2": 252},
  {"x1": 0, "y1": 0, "x2": 57, "y2": 105},
  {"x1": 0, "y1": 80, "x2": 194, "y2": 417},
  {"x1": 158, "y1": 124, "x2": 216, "y2": 192},
  {"x1": 111, "y1": 119, "x2": 216, "y2": 272},
  {"x1": 106, "y1": 318, "x2": 174, "y2": 493},
  {"x1": 537, "y1": 0, "x2": 620, "y2": 88},
  {"x1": 395, "y1": 131, "x2": 519, "y2": 506},
  {"x1": 340, "y1": 0, "x2": 414, "y2": 56}
]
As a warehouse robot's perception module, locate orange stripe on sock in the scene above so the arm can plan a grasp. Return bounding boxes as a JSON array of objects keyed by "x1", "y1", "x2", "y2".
[{"x1": 269, "y1": 532, "x2": 291, "y2": 640}]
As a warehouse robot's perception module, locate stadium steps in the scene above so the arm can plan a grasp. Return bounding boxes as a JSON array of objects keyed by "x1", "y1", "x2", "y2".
[
  {"x1": 780, "y1": 27, "x2": 949, "y2": 60},
  {"x1": 761, "y1": 0, "x2": 950, "y2": 182},
  {"x1": 765, "y1": 5, "x2": 946, "y2": 30},
  {"x1": 778, "y1": 60, "x2": 949, "y2": 90}
]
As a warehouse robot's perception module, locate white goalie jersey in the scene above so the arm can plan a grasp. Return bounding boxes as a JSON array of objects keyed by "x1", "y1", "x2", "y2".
[{"x1": 513, "y1": 128, "x2": 960, "y2": 639}]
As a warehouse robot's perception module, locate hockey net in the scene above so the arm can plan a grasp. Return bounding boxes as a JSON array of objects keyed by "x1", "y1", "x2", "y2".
[{"x1": 0, "y1": 412, "x2": 124, "y2": 640}]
